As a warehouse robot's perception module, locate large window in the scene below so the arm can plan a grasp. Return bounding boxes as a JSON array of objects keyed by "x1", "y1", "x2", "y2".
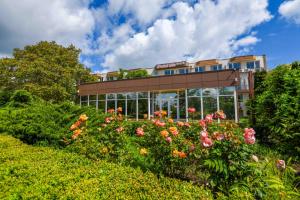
[
  {"x1": 195, "y1": 66, "x2": 204, "y2": 73},
  {"x1": 219, "y1": 96, "x2": 235, "y2": 120},
  {"x1": 178, "y1": 68, "x2": 189, "y2": 74},
  {"x1": 210, "y1": 65, "x2": 223, "y2": 71},
  {"x1": 202, "y1": 88, "x2": 218, "y2": 116},
  {"x1": 127, "y1": 92, "x2": 137, "y2": 118},
  {"x1": 98, "y1": 94, "x2": 106, "y2": 112},
  {"x1": 187, "y1": 88, "x2": 201, "y2": 119},
  {"x1": 81, "y1": 96, "x2": 88, "y2": 107},
  {"x1": 138, "y1": 92, "x2": 148, "y2": 120},
  {"x1": 164, "y1": 69, "x2": 174, "y2": 75},
  {"x1": 107, "y1": 93, "x2": 116, "y2": 110},
  {"x1": 228, "y1": 63, "x2": 241, "y2": 70},
  {"x1": 246, "y1": 61, "x2": 254, "y2": 69},
  {"x1": 89, "y1": 95, "x2": 97, "y2": 108}
]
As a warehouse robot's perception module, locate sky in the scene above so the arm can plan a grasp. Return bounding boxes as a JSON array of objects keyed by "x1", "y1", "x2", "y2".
[{"x1": 0, "y1": 0, "x2": 299, "y2": 72}]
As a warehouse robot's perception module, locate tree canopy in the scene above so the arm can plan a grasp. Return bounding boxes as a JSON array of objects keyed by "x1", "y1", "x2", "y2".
[{"x1": 0, "y1": 41, "x2": 96, "y2": 102}]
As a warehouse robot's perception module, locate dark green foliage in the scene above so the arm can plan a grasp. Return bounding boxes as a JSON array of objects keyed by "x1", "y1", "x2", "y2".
[
  {"x1": 249, "y1": 62, "x2": 300, "y2": 157},
  {"x1": 8, "y1": 90, "x2": 33, "y2": 107},
  {"x1": 0, "y1": 90, "x2": 12, "y2": 107},
  {"x1": 0, "y1": 41, "x2": 97, "y2": 102},
  {"x1": 117, "y1": 68, "x2": 149, "y2": 80}
]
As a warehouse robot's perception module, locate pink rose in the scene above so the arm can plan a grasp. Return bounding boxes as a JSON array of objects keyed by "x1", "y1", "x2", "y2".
[
  {"x1": 205, "y1": 114, "x2": 213, "y2": 123},
  {"x1": 244, "y1": 128, "x2": 256, "y2": 144},
  {"x1": 202, "y1": 137, "x2": 213, "y2": 148},
  {"x1": 188, "y1": 107, "x2": 196, "y2": 113},
  {"x1": 166, "y1": 137, "x2": 172, "y2": 143},
  {"x1": 276, "y1": 160, "x2": 286, "y2": 170},
  {"x1": 184, "y1": 122, "x2": 191, "y2": 128},
  {"x1": 136, "y1": 127, "x2": 144, "y2": 137},
  {"x1": 199, "y1": 119, "x2": 206, "y2": 128},
  {"x1": 200, "y1": 131, "x2": 209, "y2": 140},
  {"x1": 116, "y1": 127, "x2": 124, "y2": 133}
]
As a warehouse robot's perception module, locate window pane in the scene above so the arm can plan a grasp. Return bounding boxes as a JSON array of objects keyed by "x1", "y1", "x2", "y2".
[
  {"x1": 89, "y1": 101, "x2": 97, "y2": 108},
  {"x1": 219, "y1": 87, "x2": 234, "y2": 95},
  {"x1": 138, "y1": 99, "x2": 148, "y2": 120},
  {"x1": 255, "y1": 61, "x2": 260, "y2": 68},
  {"x1": 98, "y1": 94, "x2": 105, "y2": 100},
  {"x1": 81, "y1": 96, "x2": 88, "y2": 101},
  {"x1": 81, "y1": 101, "x2": 88, "y2": 107},
  {"x1": 127, "y1": 100, "x2": 136, "y2": 118},
  {"x1": 127, "y1": 92, "x2": 137, "y2": 99},
  {"x1": 179, "y1": 98, "x2": 186, "y2": 119},
  {"x1": 247, "y1": 62, "x2": 255, "y2": 69},
  {"x1": 107, "y1": 94, "x2": 115, "y2": 99},
  {"x1": 89, "y1": 95, "x2": 97, "y2": 101},
  {"x1": 202, "y1": 88, "x2": 218, "y2": 97},
  {"x1": 188, "y1": 88, "x2": 201, "y2": 97},
  {"x1": 188, "y1": 97, "x2": 201, "y2": 119},
  {"x1": 117, "y1": 100, "x2": 126, "y2": 115},
  {"x1": 107, "y1": 100, "x2": 115, "y2": 110},
  {"x1": 195, "y1": 66, "x2": 204, "y2": 72},
  {"x1": 138, "y1": 92, "x2": 148, "y2": 99},
  {"x1": 203, "y1": 97, "x2": 217, "y2": 116},
  {"x1": 219, "y1": 96, "x2": 235, "y2": 120},
  {"x1": 117, "y1": 93, "x2": 126, "y2": 99},
  {"x1": 98, "y1": 101, "x2": 105, "y2": 112}
]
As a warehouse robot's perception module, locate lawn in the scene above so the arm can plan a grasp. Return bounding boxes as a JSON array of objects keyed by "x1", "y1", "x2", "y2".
[{"x1": 0, "y1": 134, "x2": 212, "y2": 199}]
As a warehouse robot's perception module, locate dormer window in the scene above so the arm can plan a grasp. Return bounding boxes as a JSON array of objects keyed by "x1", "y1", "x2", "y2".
[
  {"x1": 164, "y1": 69, "x2": 174, "y2": 75},
  {"x1": 179, "y1": 68, "x2": 189, "y2": 74}
]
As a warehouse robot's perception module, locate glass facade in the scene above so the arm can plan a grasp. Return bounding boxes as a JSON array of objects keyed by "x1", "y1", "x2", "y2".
[{"x1": 80, "y1": 86, "x2": 237, "y2": 121}]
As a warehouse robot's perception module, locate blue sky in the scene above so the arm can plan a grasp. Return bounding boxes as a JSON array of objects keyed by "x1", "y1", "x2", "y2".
[{"x1": 0, "y1": 0, "x2": 299, "y2": 72}]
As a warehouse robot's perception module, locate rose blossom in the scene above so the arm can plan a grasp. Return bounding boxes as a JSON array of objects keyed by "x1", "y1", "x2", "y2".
[
  {"x1": 188, "y1": 107, "x2": 196, "y2": 113},
  {"x1": 213, "y1": 132, "x2": 224, "y2": 141},
  {"x1": 244, "y1": 128, "x2": 256, "y2": 144},
  {"x1": 199, "y1": 119, "x2": 206, "y2": 128},
  {"x1": 160, "y1": 130, "x2": 169, "y2": 138},
  {"x1": 202, "y1": 137, "x2": 213, "y2": 148},
  {"x1": 136, "y1": 127, "x2": 144, "y2": 137},
  {"x1": 166, "y1": 137, "x2": 172, "y2": 143},
  {"x1": 205, "y1": 114, "x2": 213, "y2": 123},
  {"x1": 177, "y1": 121, "x2": 184, "y2": 127},
  {"x1": 184, "y1": 122, "x2": 191, "y2": 128},
  {"x1": 276, "y1": 160, "x2": 286, "y2": 170},
  {"x1": 200, "y1": 131, "x2": 209, "y2": 140},
  {"x1": 116, "y1": 127, "x2": 124, "y2": 133},
  {"x1": 105, "y1": 117, "x2": 111, "y2": 124}
]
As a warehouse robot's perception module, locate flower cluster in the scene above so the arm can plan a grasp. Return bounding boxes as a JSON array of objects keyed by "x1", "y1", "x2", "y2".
[
  {"x1": 136, "y1": 127, "x2": 144, "y2": 137},
  {"x1": 154, "y1": 110, "x2": 167, "y2": 117},
  {"x1": 244, "y1": 128, "x2": 256, "y2": 144},
  {"x1": 172, "y1": 149, "x2": 187, "y2": 158},
  {"x1": 69, "y1": 114, "x2": 88, "y2": 140}
]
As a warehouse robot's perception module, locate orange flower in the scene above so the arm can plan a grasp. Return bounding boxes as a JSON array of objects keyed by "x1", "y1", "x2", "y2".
[
  {"x1": 70, "y1": 124, "x2": 77, "y2": 131},
  {"x1": 117, "y1": 107, "x2": 122, "y2": 113},
  {"x1": 168, "y1": 118, "x2": 174, "y2": 123},
  {"x1": 177, "y1": 121, "x2": 184, "y2": 127},
  {"x1": 178, "y1": 151, "x2": 187, "y2": 158},
  {"x1": 160, "y1": 130, "x2": 169, "y2": 138},
  {"x1": 169, "y1": 127, "x2": 179, "y2": 136},
  {"x1": 79, "y1": 114, "x2": 88, "y2": 122},
  {"x1": 71, "y1": 129, "x2": 82, "y2": 140}
]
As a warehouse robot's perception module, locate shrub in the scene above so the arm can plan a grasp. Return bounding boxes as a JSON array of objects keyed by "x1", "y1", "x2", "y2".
[
  {"x1": 8, "y1": 90, "x2": 33, "y2": 107},
  {"x1": 249, "y1": 62, "x2": 300, "y2": 157},
  {"x1": 0, "y1": 134, "x2": 213, "y2": 199}
]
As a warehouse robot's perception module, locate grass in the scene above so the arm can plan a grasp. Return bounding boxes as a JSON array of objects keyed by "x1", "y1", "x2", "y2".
[{"x1": 0, "y1": 134, "x2": 213, "y2": 199}]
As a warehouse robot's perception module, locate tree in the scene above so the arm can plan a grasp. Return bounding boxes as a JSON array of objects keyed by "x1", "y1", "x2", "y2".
[
  {"x1": 125, "y1": 69, "x2": 149, "y2": 79},
  {"x1": 0, "y1": 41, "x2": 97, "y2": 102},
  {"x1": 250, "y1": 62, "x2": 300, "y2": 157}
]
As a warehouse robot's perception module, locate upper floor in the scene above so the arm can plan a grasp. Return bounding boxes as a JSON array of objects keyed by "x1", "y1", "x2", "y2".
[{"x1": 92, "y1": 55, "x2": 267, "y2": 82}]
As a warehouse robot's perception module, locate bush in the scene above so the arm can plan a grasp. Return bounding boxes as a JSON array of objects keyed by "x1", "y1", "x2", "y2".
[
  {"x1": 0, "y1": 134, "x2": 213, "y2": 199},
  {"x1": 8, "y1": 90, "x2": 33, "y2": 107},
  {"x1": 250, "y1": 62, "x2": 300, "y2": 157}
]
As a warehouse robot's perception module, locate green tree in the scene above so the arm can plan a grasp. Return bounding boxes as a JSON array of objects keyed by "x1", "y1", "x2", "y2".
[
  {"x1": 125, "y1": 69, "x2": 149, "y2": 79},
  {"x1": 0, "y1": 41, "x2": 96, "y2": 102},
  {"x1": 250, "y1": 62, "x2": 300, "y2": 157}
]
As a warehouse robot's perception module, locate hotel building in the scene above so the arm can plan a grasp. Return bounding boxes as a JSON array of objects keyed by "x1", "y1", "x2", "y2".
[{"x1": 78, "y1": 55, "x2": 267, "y2": 122}]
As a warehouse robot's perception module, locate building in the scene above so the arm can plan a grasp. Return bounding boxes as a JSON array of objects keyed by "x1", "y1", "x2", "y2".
[{"x1": 78, "y1": 55, "x2": 267, "y2": 122}]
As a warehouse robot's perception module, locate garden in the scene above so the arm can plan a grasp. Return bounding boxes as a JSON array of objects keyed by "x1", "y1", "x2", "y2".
[{"x1": 0, "y1": 42, "x2": 299, "y2": 199}]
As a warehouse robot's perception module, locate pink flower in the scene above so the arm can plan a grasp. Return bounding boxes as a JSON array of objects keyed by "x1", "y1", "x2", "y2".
[
  {"x1": 188, "y1": 107, "x2": 196, "y2": 113},
  {"x1": 184, "y1": 122, "x2": 191, "y2": 128},
  {"x1": 200, "y1": 131, "x2": 209, "y2": 140},
  {"x1": 213, "y1": 132, "x2": 224, "y2": 141},
  {"x1": 116, "y1": 127, "x2": 124, "y2": 133},
  {"x1": 202, "y1": 137, "x2": 213, "y2": 148},
  {"x1": 166, "y1": 137, "x2": 172, "y2": 143},
  {"x1": 199, "y1": 119, "x2": 206, "y2": 128},
  {"x1": 177, "y1": 121, "x2": 184, "y2": 127},
  {"x1": 154, "y1": 120, "x2": 165, "y2": 127},
  {"x1": 105, "y1": 117, "x2": 111, "y2": 124},
  {"x1": 276, "y1": 160, "x2": 286, "y2": 170},
  {"x1": 189, "y1": 144, "x2": 195, "y2": 152},
  {"x1": 205, "y1": 114, "x2": 213, "y2": 123},
  {"x1": 136, "y1": 127, "x2": 144, "y2": 137},
  {"x1": 244, "y1": 128, "x2": 256, "y2": 144}
]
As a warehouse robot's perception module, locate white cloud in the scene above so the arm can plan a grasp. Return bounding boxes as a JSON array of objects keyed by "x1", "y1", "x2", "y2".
[
  {"x1": 279, "y1": 0, "x2": 300, "y2": 25},
  {"x1": 0, "y1": 0, "x2": 94, "y2": 55},
  {"x1": 103, "y1": 0, "x2": 272, "y2": 71}
]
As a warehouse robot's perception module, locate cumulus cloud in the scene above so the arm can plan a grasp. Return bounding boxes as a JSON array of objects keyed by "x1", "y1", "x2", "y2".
[
  {"x1": 279, "y1": 0, "x2": 300, "y2": 25},
  {"x1": 102, "y1": 0, "x2": 272, "y2": 71},
  {"x1": 0, "y1": 0, "x2": 94, "y2": 55}
]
